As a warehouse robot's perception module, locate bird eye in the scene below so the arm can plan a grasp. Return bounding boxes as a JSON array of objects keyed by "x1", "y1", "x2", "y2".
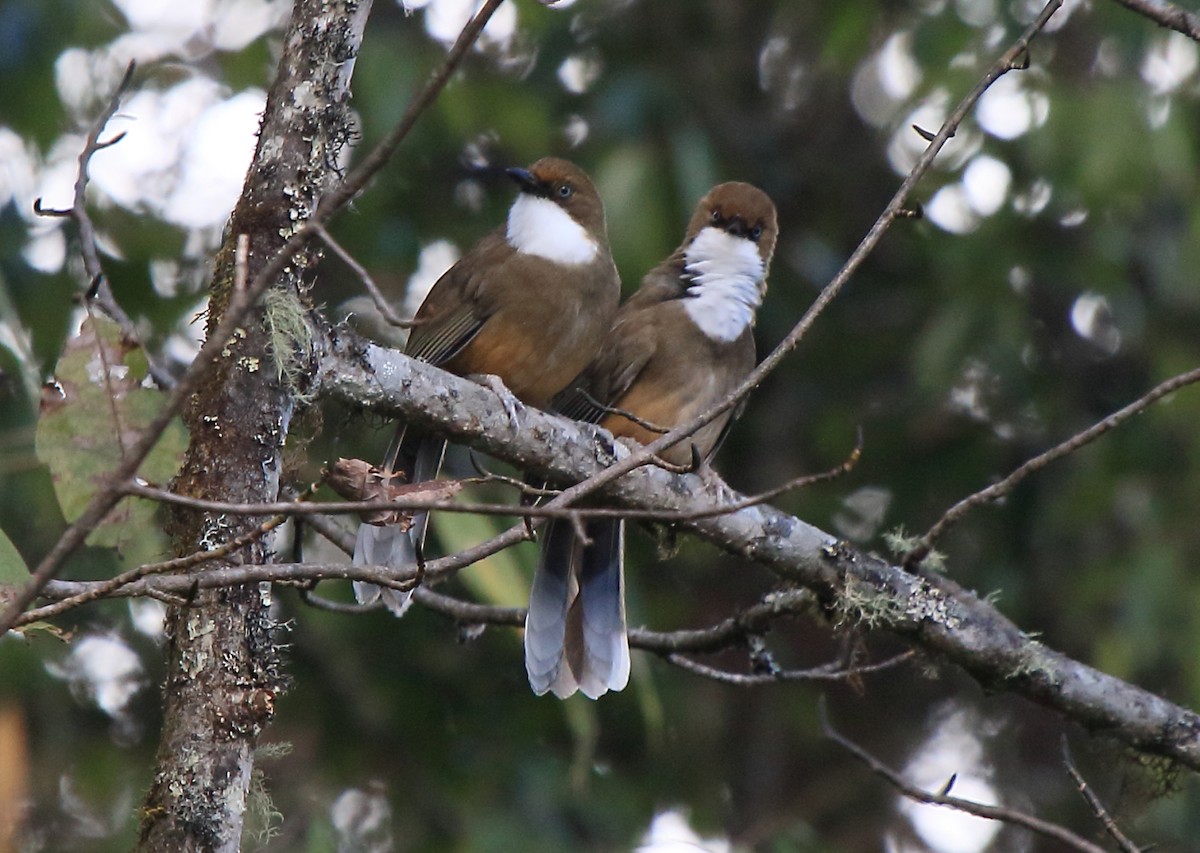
[
  {"x1": 557, "y1": 184, "x2": 573, "y2": 199},
  {"x1": 750, "y1": 224, "x2": 763, "y2": 241},
  {"x1": 710, "y1": 210, "x2": 721, "y2": 224}
]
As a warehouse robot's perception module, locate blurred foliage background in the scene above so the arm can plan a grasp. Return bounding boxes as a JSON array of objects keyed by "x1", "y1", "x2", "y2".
[{"x1": 3, "y1": 0, "x2": 1200, "y2": 850}]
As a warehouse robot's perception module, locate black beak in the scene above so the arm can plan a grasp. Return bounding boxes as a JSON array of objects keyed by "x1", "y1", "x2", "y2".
[
  {"x1": 724, "y1": 215, "x2": 750, "y2": 240},
  {"x1": 506, "y1": 167, "x2": 542, "y2": 195}
]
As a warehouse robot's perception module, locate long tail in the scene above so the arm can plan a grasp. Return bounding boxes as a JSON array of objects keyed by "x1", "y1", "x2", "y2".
[
  {"x1": 352, "y1": 426, "x2": 447, "y2": 616},
  {"x1": 525, "y1": 518, "x2": 630, "y2": 699}
]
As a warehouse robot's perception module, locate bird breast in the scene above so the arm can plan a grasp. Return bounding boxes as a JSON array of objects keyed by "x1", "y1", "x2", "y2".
[{"x1": 681, "y1": 226, "x2": 764, "y2": 343}]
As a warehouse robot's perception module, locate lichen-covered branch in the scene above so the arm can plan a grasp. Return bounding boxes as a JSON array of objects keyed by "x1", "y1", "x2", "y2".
[{"x1": 319, "y1": 335, "x2": 1200, "y2": 771}]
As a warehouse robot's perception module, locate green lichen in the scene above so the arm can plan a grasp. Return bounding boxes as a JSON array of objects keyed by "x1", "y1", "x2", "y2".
[
  {"x1": 882, "y1": 525, "x2": 947, "y2": 573},
  {"x1": 243, "y1": 744, "x2": 292, "y2": 849},
  {"x1": 262, "y1": 288, "x2": 314, "y2": 399},
  {"x1": 834, "y1": 574, "x2": 907, "y2": 630},
  {"x1": 1007, "y1": 639, "x2": 1054, "y2": 682}
]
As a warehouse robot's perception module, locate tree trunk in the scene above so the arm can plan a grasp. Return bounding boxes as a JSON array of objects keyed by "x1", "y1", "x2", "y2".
[{"x1": 137, "y1": 1, "x2": 372, "y2": 849}]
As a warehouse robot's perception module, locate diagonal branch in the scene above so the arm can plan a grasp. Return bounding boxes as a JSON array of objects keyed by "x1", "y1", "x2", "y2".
[
  {"x1": 319, "y1": 336, "x2": 1200, "y2": 771},
  {"x1": 1061, "y1": 737, "x2": 1144, "y2": 853},
  {"x1": 907, "y1": 364, "x2": 1200, "y2": 567},
  {"x1": 1107, "y1": 0, "x2": 1200, "y2": 41}
]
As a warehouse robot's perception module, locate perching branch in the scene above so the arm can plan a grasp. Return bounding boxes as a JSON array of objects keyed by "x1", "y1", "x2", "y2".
[{"x1": 319, "y1": 335, "x2": 1200, "y2": 770}]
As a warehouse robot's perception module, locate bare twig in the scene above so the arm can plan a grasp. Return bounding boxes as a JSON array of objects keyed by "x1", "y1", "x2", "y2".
[
  {"x1": 15, "y1": 478, "x2": 324, "y2": 627},
  {"x1": 907, "y1": 365, "x2": 1200, "y2": 567},
  {"x1": 1108, "y1": 0, "x2": 1200, "y2": 41},
  {"x1": 122, "y1": 455, "x2": 852, "y2": 525},
  {"x1": 0, "y1": 0, "x2": 507, "y2": 635},
  {"x1": 465, "y1": 451, "x2": 561, "y2": 497},
  {"x1": 820, "y1": 701, "x2": 1107, "y2": 853},
  {"x1": 33, "y1": 62, "x2": 175, "y2": 390},
  {"x1": 314, "y1": 223, "x2": 420, "y2": 329},
  {"x1": 664, "y1": 650, "x2": 913, "y2": 686},
  {"x1": 574, "y1": 388, "x2": 671, "y2": 435},
  {"x1": 1061, "y1": 737, "x2": 1143, "y2": 853},
  {"x1": 299, "y1": 587, "x2": 380, "y2": 613},
  {"x1": 30, "y1": 562, "x2": 417, "y2": 612},
  {"x1": 661, "y1": 427, "x2": 862, "y2": 522}
]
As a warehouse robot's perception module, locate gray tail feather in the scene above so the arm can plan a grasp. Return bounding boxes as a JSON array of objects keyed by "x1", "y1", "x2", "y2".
[
  {"x1": 525, "y1": 518, "x2": 629, "y2": 699},
  {"x1": 352, "y1": 521, "x2": 416, "y2": 616},
  {"x1": 406, "y1": 435, "x2": 447, "y2": 558},
  {"x1": 351, "y1": 429, "x2": 447, "y2": 617}
]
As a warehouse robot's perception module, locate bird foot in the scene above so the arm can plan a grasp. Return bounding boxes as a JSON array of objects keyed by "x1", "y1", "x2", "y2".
[
  {"x1": 471, "y1": 373, "x2": 525, "y2": 430},
  {"x1": 694, "y1": 457, "x2": 739, "y2": 504}
]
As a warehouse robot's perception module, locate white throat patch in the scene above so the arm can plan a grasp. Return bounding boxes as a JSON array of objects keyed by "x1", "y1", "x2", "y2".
[
  {"x1": 682, "y1": 226, "x2": 764, "y2": 342},
  {"x1": 506, "y1": 194, "x2": 599, "y2": 266}
]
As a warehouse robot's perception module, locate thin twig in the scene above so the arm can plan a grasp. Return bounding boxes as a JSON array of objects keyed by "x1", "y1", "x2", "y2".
[
  {"x1": 1061, "y1": 736, "x2": 1143, "y2": 853},
  {"x1": 820, "y1": 700, "x2": 1107, "y2": 853},
  {"x1": 14, "y1": 480, "x2": 323, "y2": 627},
  {"x1": 1108, "y1": 0, "x2": 1200, "y2": 41},
  {"x1": 664, "y1": 650, "x2": 913, "y2": 686},
  {"x1": 298, "y1": 587, "x2": 380, "y2": 613},
  {"x1": 465, "y1": 451, "x2": 561, "y2": 497},
  {"x1": 28, "y1": 562, "x2": 418, "y2": 616},
  {"x1": 907, "y1": 365, "x2": 1200, "y2": 567},
  {"x1": 574, "y1": 388, "x2": 671, "y2": 435},
  {"x1": 33, "y1": 61, "x2": 176, "y2": 390},
  {"x1": 314, "y1": 223, "x2": 420, "y2": 328},
  {"x1": 121, "y1": 466, "x2": 847, "y2": 524},
  {"x1": 0, "y1": 0, "x2": 507, "y2": 635}
]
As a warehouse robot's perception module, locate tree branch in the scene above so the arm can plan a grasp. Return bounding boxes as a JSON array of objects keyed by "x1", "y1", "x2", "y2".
[
  {"x1": 1107, "y1": 0, "x2": 1200, "y2": 41},
  {"x1": 1061, "y1": 737, "x2": 1144, "y2": 853},
  {"x1": 906, "y1": 365, "x2": 1200, "y2": 567},
  {"x1": 33, "y1": 62, "x2": 176, "y2": 390},
  {"x1": 318, "y1": 335, "x2": 1200, "y2": 770}
]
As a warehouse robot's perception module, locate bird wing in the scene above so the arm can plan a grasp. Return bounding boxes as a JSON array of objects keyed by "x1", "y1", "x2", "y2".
[
  {"x1": 554, "y1": 298, "x2": 661, "y2": 424},
  {"x1": 403, "y1": 230, "x2": 511, "y2": 366}
]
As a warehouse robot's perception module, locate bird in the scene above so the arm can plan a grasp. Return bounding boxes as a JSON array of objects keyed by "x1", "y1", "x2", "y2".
[
  {"x1": 524, "y1": 181, "x2": 779, "y2": 699},
  {"x1": 353, "y1": 157, "x2": 621, "y2": 615}
]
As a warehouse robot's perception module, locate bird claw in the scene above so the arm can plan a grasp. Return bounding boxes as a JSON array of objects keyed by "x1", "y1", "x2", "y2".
[
  {"x1": 694, "y1": 457, "x2": 738, "y2": 504},
  {"x1": 472, "y1": 373, "x2": 525, "y2": 430}
]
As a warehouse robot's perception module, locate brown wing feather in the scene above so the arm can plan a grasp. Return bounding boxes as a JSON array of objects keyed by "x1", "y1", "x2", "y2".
[{"x1": 403, "y1": 230, "x2": 511, "y2": 366}]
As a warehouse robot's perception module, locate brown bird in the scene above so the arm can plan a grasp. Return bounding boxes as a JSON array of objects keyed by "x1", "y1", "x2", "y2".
[
  {"x1": 524, "y1": 181, "x2": 779, "y2": 699},
  {"x1": 354, "y1": 157, "x2": 621, "y2": 615}
]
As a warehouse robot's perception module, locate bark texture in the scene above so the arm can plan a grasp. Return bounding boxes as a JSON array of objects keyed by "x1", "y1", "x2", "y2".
[
  {"x1": 320, "y1": 336, "x2": 1200, "y2": 772},
  {"x1": 137, "y1": 2, "x2": 372, "y2": 850}
]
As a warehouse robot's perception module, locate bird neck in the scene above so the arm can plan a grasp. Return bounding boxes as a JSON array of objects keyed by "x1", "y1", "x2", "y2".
[
  {"x1": 505, "y1": 194, "x2": 600, "y2": 266},
  {"x1": 681, "y1": 226, "x2": 765, "y2": 342}
]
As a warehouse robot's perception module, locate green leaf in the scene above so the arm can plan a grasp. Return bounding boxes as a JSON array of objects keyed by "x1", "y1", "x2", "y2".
[
  {"x1": 0, "y1": 526, "x2": 29, "y2": 587},
  {"x1": 35, "y1": 316, "x2": 188, "y2": 568}
]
